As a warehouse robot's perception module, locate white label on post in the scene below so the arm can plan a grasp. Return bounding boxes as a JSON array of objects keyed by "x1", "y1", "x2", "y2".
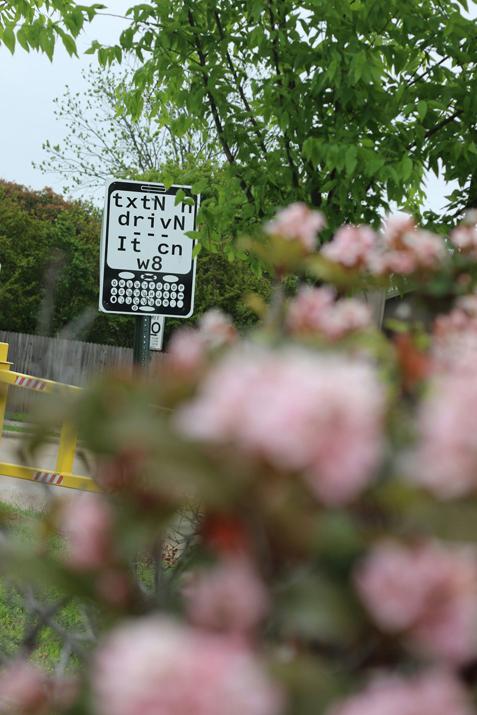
[{"x1": 150, "y1": 315, "x2": 165, "y2": 351}]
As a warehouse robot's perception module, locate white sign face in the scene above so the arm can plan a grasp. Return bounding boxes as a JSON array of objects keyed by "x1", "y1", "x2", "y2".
[
  {"x1": 150, "y1": 315, "x2": 165, "y2": 351},
  {"x1": 99, "y1": 180, "x2": 199, "y2": 318}
]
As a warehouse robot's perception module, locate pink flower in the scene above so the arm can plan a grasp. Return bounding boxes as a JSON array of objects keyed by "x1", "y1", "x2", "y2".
[
  {"x1": 321, "y1": 225, "x2": 378, "y2": 269},
  {"x1": 199, "y1": 309, "x2": 238, "y2": 348},
  {"x1": 92, "y1": 617, "x2": 282, "y2": 715},
  {"x1": 167, "y1": 311, "x2": 237, "y2": 375},
  {"x1": 176, "y1": 347, "x2": 385, "y2": 505},
  {"x1": 371, "y1": 215, "x2": 446, "y2": 275},
  {"x1": 383, "y1": 213, "x2": 416, "y2": 243},
  {"x1": 183, "y1": 556, "x2": 269, "y2": 633},
  {"x1": 287, "y1": 287, "x2": 372, "y2": 339},
  {"x1": 356, "y1": 541, "x2": 477, "y2": 664},
  {"x1": 265, "y1": 203, "x2": 325, "y2": 252},
  {"x1": 0, "y1": 661, "x2": 49, "y2": 714},
  {"x1": 432, "y1": 297, "x2": 477, "y2": 372},
  {"x1": 450, "y1": 212, "x2": 477, "y2": 255},
  {"x1": 59, "y1": 493, "x2": 113, "y2": 571},
  {"x1": 167, "y1": 328, "x2": 207, "y2": 375},
  {"x1": 328, "y1": 671, "x2": 474, "y2": 715},
  {"x1": 411, "y1": 366, "x2": 477, "y2": 497}
]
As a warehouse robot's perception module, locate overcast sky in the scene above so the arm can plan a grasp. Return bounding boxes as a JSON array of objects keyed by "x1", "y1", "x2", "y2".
[
  {"x1": 0, "y1": 2, "x2": 472, "y2": 212},
  {"x1": 0, "y1": 0, "x2": 132, "y2": 202}
]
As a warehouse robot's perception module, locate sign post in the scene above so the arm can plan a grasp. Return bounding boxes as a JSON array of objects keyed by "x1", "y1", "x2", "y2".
[
  {"x1": 133, "y1": 316, "x2": 151, "y2": 366},
  {"x1": 99, "y1": 180, "x2": 199, "y2": 364}
]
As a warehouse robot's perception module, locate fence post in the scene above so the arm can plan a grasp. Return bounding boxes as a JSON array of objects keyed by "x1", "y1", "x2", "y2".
[
  {"x1": 56, "y1": 421, "x2": 77, "y2": 474},
  {"x1": 0, "y1": 343, "x2": 11, "y2": 443}
]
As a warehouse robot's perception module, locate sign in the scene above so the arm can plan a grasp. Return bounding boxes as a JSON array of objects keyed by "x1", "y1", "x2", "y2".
[
  {"x1": 99, "y1": 180, "x2": 199, "y2": 318},
  {"x1": 150, "y1": 315, "x2": 165, "y2": 351}
]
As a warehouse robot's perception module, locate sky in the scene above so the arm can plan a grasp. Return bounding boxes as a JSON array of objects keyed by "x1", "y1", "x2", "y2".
[
  {"x1": 0, "y1": 2, "x2": 472, "y2": 212},
  {"x1": 0, "y1": 0, "x2": 133, "y2": 202}
]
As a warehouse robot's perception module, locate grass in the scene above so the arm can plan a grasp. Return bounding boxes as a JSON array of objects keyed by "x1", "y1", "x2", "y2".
[
  {"x1": 0, "y1": 503, "x2": 85, "y2": 671},
  {"x1": 5, "y1": 411, "x2": 28, "y2": 423}
]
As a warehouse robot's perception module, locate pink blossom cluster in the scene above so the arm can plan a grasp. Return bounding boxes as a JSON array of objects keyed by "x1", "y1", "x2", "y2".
[
  {"x1": 265, "y1": 202, "x2": 325, "y2": 252},
  {"x1": 321, "y1": 215, "x2": 446, "y2": 276},
  {"x1": 356, "y1": 540, "x2": 477, "y2": 664},
  {"x1": 287, "y1": 286, "x2": 372, "y2": 339},
  {"x1": 167, "y1": 309, "x2": 237, "y2": 375},
  {"x1": 321, "y1": 225, "x2": 378, "y2": 269},
  {"x1": 183, "y1": 556, "x2": 268, "y2": 633},
  {"x1": 92, "y1": 617, "x2": 282, "y2": 715},
  {"x1": 0, "y1": 661, "x2": 49, "y2": 715},
  {"x1": 371, "y1": 215, "x2": 446, "y2": 275},
  {"x1": 59, "y1": 493, "x2": 113, "y2": 571},
  {"x1": 432, "y1": 295, "x2": 477, "y2": 372},
  {"x1": 328, "y1": 671, "x2": 474, "y2": 715},
  {"x1": 411, "y1": 363, "x2": 477, "y2": 498},
  {"x1": 450, "y1": 211, "x2": 477, "y2": 256},
  {"x1": 0, "y1": 661, "x2": 76, "y2": 715},
  {"x1": 176, "y1": 347, "x2": 385, "y2": 505}
]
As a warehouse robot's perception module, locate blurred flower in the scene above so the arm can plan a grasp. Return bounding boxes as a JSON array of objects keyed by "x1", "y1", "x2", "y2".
[
  {"x1": 0, "y1": 661, "x2": 49, "y2": 715},
  {"x1": 432, "y1": 295, "x2": 477, "y2": 372},
  {"x1": 183, "y1": 556, "x2": 268, "y2": 633},
  {"x1": 356, "y1": 541, "x2": 477, "y2": 664},
  {"x1": 177, "y1": 347, "x2": 385, "y2": 505},
  {"x1": 370, "y1": 214, "x2": 446, "y2": 275},
  {"x1": 167, "y1": 310, "x2": 237, "y2": 375},
  {"x1": 59, "y1": 493, "x2": 113, "y2": 571},
  {"x1": 265, "y1": 203, "x2": 325, "y2": 252},
  {"x1": 383, "y1": 214, "x2": 417, "y2": 243},
  {"x1": 328, "y1": 670, "x2": 474, "y2": 715},
  {"x1": 287, "y1": 286, "x2": 372, "y2": 339},
  {"x1": 167, "y1": 327, "x2": 208, "y2": 375},
  {"x1": 411, "y1": 367, "x2": 477, "y2": 498},
  {"x1": 92, "y1": 617, "x2": 282, "y2": 715},
  {"x1": 321, "y1": 225, "x2": 378, "y2": 269},
  {"x1": 96, "y1": 568, "x2": 131, "y2": 608},
  {"x1": 393, "y1": 333, "x2": 431, "y2": 389},
  {"x1": 199, "y1": 309, "x2": 238, "y2": 348},
  {"x1": 450, "y1": 211, "x2": 477, "y2": 255},
  {"x1": 201, "y1": 514, "x2": 250, "y2": 555}
]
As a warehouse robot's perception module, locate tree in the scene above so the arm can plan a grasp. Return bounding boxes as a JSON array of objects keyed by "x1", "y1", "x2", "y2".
[
  {"x1": 0, "y1": 180, "x2": 134, "y2": 345},
  {"x1": 85, "y1": 0, "x2": 477, "y2": 240},
  {"x1": 0, "y1": 180, "x2": 270, "y2": 343},
  {"x1": 37, "y1": 66, "x2": 216, "y2": 197},
  {"x1": 0, "y1": 0, "x2": 102, "y2": 58}
]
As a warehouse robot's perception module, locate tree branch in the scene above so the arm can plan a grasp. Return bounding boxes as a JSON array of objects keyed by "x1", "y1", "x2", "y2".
[
  {"x1": 266, "y1": 0, "x2": 300, "y2": 190},
  {"x1": 186, "y1": 7, "x2": 256, "y2": 206},
  {"x1": 213, "y1": 9, "x2": 268, "y2": 158}
]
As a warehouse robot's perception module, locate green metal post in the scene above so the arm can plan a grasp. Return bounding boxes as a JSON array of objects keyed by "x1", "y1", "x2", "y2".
[{"x1": 133, "y1": 316, "x2": 151, "y2": 367}]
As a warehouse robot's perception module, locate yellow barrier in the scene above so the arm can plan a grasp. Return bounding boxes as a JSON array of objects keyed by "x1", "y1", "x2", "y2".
[{"x1": 0, "y1": 342, "x2": 97, "y2": 492}]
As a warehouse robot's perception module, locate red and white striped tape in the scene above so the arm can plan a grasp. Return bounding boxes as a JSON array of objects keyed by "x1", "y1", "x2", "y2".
[
  {"x1": 34, "y1": 471, "x2": 63, "y2": 486},
  {"x1": 15, "y1": 376, "x2": 47, "y2": 391}
]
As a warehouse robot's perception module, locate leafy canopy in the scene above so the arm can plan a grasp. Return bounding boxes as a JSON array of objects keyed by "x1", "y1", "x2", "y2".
[
  {"x1": 86, "y1": 0, "x2": 477, "y2": 239},
  {"x1": 0, "y1": 0, "x2": 104, "y2": 58}
]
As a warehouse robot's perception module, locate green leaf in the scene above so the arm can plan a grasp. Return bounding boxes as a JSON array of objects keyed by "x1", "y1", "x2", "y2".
[
  {"x1": 61, "y1": 32, "x2": 77, "y2": 57},
  {"x1": 174, "y1": 189, "x2": 186, "y2": 206},
  {"x1": 399, "y1": 155, "x2": 413, "y2": 181},
  {"x1": 417, "y1": 100, "x2": 428, "y2": 120},
  {"x1": 344, "y1": 146, "x2": 358, "y2": 176},
  {"x1": 2, "y1": 26, "x2": 16, "y2": 53}
]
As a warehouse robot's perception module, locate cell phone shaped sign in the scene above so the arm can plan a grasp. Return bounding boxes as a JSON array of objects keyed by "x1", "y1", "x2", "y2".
[{"x1": 99, "y1": 180, "x2": 199, "y2": 317}]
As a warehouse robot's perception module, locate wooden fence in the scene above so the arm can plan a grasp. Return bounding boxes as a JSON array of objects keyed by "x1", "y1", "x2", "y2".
[{"x1": 0, "y1": 330, "x2": 136, "y2": 414}]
